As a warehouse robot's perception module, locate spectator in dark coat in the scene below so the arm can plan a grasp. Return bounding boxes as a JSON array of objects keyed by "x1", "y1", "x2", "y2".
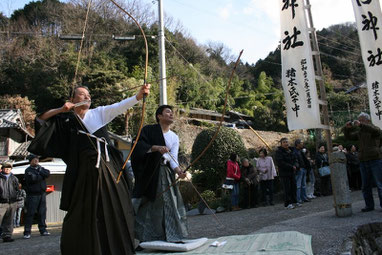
[
  {"x1": 23, "y1": 154, "x2": 50, "y2": 239},
  {"x1": 240, "y1": 158, "x2": 259, "y2": 208},
  {"x1": 293, "y1": 139, "x2": 310, "y2": 205},
  {"x1": 13, "y1": 183, "x2": 26, "y2": 228},
  {"x1": 346, "y1": 145, "x2": 361, "y2": 191},
  {"x1": 0, "y1": 161, "x2": 19, "y2": 242},
  {"x1": 275, "y1": 138, "x2": 298, "y2": 209}
]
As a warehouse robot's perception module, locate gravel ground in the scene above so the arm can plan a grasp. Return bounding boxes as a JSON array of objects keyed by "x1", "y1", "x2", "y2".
[{"x1": 1, "y1": 190, "x2": 381, "y2": 255}]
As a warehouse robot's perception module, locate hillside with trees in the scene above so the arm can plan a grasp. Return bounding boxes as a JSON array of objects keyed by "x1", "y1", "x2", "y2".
[{"x1": 0, "y1": 0, "x2": 367, "y2": 136}]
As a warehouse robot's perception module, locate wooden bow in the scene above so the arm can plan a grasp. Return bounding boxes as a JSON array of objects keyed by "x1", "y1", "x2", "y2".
[
  {"x1": 184, "y1": 50, "x2": 244, "y2": 172},
  {"x1": 108, "y1": 0, "x2": 149, "y2": 183}
]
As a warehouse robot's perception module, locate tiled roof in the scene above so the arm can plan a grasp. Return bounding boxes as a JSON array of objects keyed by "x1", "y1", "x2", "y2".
[
  {"x1": 0, "y1": 109, "x2": 33, "y2": 140},
  {"x1": 179, "y1": 108, "x2": 229, "y2": 118},
  {"x1": 0, "y1": 109, "x2": 22, "y2": 128},
  {"x1": 10, "y1": 141, "x2": 31, "y2": 159},
  {"x1": 108, "y1": 131, "x2": 132, "y2": 143}
]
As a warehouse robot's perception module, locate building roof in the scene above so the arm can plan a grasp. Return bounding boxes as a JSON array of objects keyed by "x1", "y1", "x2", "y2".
[
  {"x1": 9, "y1": 141, "x2": 31, "y2": 160},
  {"x1": 108, "y1": 131, "x2": 132, "y2": 144},
  {"x1": 11, "y1": 158, "x2": 66, "y2": 175},
  {"x1": 179, "y1": 108, "x2": 229, "y2": 119},
  {"x1": 0, "y1": 109, "x2": 33, "y2": 142},
  {"x1": 345, "y1": 82, "x2": 366, "y2": 94}
]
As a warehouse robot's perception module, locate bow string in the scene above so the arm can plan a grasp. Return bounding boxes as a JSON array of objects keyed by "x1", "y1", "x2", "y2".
[
  {"x1": 184, "y1": 49, "x2": 244, "y2": 172},
  {"x1": 108, "y1": 0, "x2": 149, "y2": 183}
]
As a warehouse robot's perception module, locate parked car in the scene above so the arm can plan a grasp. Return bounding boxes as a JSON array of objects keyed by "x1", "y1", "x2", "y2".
[{"x1": 224, "y1": 123, "x2": 236, "y2": 128}]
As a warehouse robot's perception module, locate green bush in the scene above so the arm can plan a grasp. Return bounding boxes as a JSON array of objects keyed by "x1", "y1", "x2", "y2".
[
  {"x1": 191, "y1": 126, "x2": 248, "y2": 191},
  {"x1": 178, "y1": 181, "x2": 199, "y2": 208},
  {"x1": 200, "y1": 190, "x2": 219, "y2": 209}
]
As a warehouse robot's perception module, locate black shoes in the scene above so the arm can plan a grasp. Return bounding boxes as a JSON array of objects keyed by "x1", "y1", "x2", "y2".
[
  {"x1": 361, "y1": 207, "x2": 374, "y2": 212},
  {"x1": 3, "y1": 237, "x2": 14, "y2": 242}
]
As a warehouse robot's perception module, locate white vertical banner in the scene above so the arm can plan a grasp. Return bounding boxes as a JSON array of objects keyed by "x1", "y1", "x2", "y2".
[
  {"x1": 280, "y1": 0, "x2": 321, "y2": 130},
  {"x1": 352, "y1": 0, "x2": 382, "y2": 128}
]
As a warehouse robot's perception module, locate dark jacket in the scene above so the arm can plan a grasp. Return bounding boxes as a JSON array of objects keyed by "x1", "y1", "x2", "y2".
[
  {"x1": 240, "y1": 164, "x2": 258, "y2": 185},
  {"x1": 344, "y1": 123, "x2": 382, "y2": 161},
  {"x1": 16, "y1": 189, "x2": 27, "y2": 208},
  {"x1": 131, "y1": 124, "x2": 167, "y2": 201},
  {"x1": 25, "y1": 165, "x2": 50, "y2": 195},
  {"x1": 275, "y1": 146, "x2": 298, "y2": 177},
  {"x1": 0, "y1": 173, "x2": 19, "y2": 203},
  {"x1": 346, "y1": 152, "x2": 360, "y2": 173},
  {"x1": 293, "y1": 148, "x2": 309, "y2": 170},
  {"x1": 315, "y1": 152, "x2": 329, "y2": 169}
]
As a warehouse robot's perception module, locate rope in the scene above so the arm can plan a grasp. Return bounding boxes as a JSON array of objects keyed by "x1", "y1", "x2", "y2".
[{"x1": 71, "y1": 0, "x2": 92, "y2": 96}]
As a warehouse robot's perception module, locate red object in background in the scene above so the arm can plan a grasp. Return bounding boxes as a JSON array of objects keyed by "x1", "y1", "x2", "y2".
[{"x1": 46, "y1": 185, "x2": 55, "y2": 193}]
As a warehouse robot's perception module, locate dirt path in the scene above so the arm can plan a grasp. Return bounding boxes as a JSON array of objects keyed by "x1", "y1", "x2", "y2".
[{"x1": 2, "y1": 190, "x2": 379, "y2": 255}]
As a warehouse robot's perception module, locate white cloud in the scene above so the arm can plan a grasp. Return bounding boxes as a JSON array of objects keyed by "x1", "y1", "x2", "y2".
[
  {"x1": 243, "y1": 7, "x2": 253, "y2": 15},
  {"x1": 218, "y1": 3, "x2": 232, "y2": 20},
  {"x1": 310, "y1": 0, "x2": 355, "y2": 29},
  {"x1": 242, "y1": 0, "x2": 279, "y2": 20},
  {"x1": 242, "y1": 0, "x2": 355, "y2": 29}
]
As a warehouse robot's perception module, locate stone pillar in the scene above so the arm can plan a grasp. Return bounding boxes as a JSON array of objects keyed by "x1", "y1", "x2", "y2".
[{"x1": 330, "y1": 151, "x2": 352, "y2": 217}]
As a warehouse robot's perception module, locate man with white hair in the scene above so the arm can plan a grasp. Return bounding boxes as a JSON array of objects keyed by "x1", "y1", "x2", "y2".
[{"x1": 344, "y1": 112, "x2": 382, "y2": 212}]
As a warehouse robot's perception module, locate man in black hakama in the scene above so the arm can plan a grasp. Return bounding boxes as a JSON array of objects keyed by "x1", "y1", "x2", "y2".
[{"x1": 28, "y1": 84, "x2": 150, "y2": 255}]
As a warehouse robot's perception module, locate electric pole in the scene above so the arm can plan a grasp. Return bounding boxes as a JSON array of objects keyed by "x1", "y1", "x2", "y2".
[
  {"x1": 305, "y1": 0, "x2": 352, "y2": 217},
  {"x1": 158, "y1": 0, "x2": 167, "y2": 105}
]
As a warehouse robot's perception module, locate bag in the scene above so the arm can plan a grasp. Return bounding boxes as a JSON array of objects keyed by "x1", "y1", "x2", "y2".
[
  {"x1": 222, "y1": 179, "x2": 234, "y2": 190},
  {"x1": 318, "y1": 166, "x2": 331, "y2": 177}
]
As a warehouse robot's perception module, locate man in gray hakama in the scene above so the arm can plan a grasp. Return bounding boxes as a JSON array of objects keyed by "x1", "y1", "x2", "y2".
[{"x1": 132, "y1": 105, "x2": 188, "y2": 243}]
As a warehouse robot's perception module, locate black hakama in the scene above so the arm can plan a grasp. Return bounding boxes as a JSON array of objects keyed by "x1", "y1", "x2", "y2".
[{"x1": 29, "y1": 113, "x2": 135, "y2": 255}]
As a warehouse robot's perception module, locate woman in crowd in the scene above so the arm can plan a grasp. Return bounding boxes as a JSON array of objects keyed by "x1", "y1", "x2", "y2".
[
  {"x1": 226, "y1": 153, "x2": 241, "y2": 210},
  {"x1": 315, "y1": 145, "x2": 331, "y2": 196},
  {"x1": 304, "y1": 149, "x2": 316, "y2": 199},
  {"x1": 256, "y1": 148, "x2": 277, "y2": 206}
]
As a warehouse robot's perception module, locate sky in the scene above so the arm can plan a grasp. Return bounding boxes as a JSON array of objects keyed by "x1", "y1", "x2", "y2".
[{"x1": 0, "y1": 0, "x2": 356, "y2": 65}]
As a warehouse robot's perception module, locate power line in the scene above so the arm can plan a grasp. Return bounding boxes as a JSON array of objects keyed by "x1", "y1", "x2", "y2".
[
  {"x1": 316, "y1": 34, "x2": 361, "y2": 54},
  {"x1": 0, "y1": 31, "x2": 157, "y2": 38},
  {"x1": 318, "y1": 41, "x2": 361, "y2": 57},
  {"x1": 319, "y1": 51, "x2": 364, "y2": 66},
  {"x1": 324, "y1": 27, "x2": 361, "y2": 45},
  {"x1": 164, "y1": 36, "x2": 214, "y2": 87}
]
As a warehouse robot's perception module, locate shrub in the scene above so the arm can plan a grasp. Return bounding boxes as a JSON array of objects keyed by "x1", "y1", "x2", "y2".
[
  {"x1": 200, "y1": 190, "x2": 219, "y2": 209},
  {"x1": 190, "y1": 126, "x2": 247, "y2": 191},
  {"x1": 178, "y1": 181, "x2": 199, "y2": 209}
]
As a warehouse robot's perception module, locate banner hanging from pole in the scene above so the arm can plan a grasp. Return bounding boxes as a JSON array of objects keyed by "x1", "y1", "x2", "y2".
[
  {"x1": 280, "y1": 0, "x2": 322, "y2": 130},
  {"x1": 352, "y1": 0, "x2": 382, "y2": 129}
]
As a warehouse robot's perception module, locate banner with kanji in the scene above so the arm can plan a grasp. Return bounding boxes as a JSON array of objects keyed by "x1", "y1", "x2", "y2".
[
  {"x1": 280, "y1": 0, "x2": 321, "y2": 130},
  {"x1": 352, "y1": 0, "x2": 382, "y2": 128}
]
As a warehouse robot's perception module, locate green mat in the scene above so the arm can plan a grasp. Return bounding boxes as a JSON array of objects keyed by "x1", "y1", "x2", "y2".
[{"x1": 138, "y1": 231, "x2": 313, "y2": 255}]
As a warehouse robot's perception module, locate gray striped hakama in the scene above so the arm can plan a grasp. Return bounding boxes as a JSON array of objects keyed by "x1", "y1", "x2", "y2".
[{"x1": 135, "y1": 163, "x2": 189, "y2": 242}]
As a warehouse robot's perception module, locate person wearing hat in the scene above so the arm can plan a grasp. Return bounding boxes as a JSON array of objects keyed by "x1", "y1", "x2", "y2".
[
  {"x1": 23, "y1": 154, "x2": 50, "y2": 239},
  {"x1": 0, "y1": 161, "x2": 19, "y2": 242}
]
